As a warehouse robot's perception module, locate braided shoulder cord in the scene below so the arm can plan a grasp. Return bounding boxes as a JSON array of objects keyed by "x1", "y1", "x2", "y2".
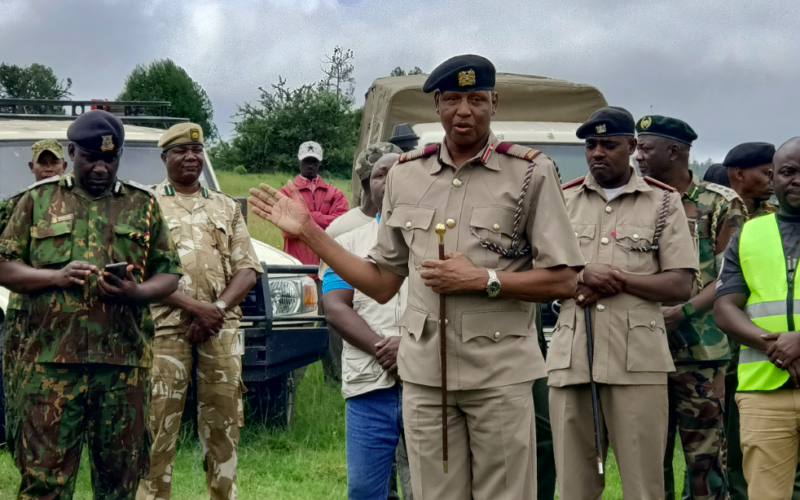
[
  {"x1": 471, "y1": 161, "x2": 537, "y2": 259},
  {"x1": 615, "y1": 189, "x2": 670, "y2": 253}
]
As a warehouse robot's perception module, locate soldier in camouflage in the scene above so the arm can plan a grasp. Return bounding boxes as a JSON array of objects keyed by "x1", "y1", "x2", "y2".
[
  {"x1": 637, "y1": 116, "x2": 742, "y2": 500},
  {"x1": 137, "y1": 123, "x2": 262, "y2": 500},
  {"x1": 0, "y1": 111, "x2": 182, "y2": 500},
  {"x1": 1, "y1": 139, "x2": 67, "y2": 463}
]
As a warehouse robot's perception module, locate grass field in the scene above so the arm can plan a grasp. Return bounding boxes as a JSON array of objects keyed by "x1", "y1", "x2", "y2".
[{"x1": 0, "y1": 172, "x2": 685, "y2": 499}]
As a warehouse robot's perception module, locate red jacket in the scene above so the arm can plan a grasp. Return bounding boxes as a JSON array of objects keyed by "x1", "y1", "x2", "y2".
[{"x1": 280, "y1": 175, "x2": 349, "y2": 275}]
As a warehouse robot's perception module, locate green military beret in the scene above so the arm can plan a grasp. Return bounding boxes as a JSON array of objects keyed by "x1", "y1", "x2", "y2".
[
  {"x1": 636, "y1": 115, "x2": 698, "y2": 145},
  {"x1": 31, "y1": 139, "x2": 64, "y2": 162},
  {"x1": 158, "y1": 123, "x2": 204, "y2": 151},
  {"x1": 355, "y1": 142, "x2": 403, "y2": 181}
]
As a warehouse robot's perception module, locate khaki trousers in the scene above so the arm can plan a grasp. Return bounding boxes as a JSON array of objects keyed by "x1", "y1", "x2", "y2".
[
  {"x1": 736, "y1": 389, "x2": 800, "y2": 500},
  {"x1": 550, "y1": 384, "x2": 669, "y2": 500},
  {"x1": 403, "y1": 381, "x2": 536, "y2": 500}
]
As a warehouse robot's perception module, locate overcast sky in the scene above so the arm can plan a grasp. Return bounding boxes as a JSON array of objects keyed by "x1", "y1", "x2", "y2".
[{"x1": 1, "y1": 0, "x2": 797, "y2": 161}]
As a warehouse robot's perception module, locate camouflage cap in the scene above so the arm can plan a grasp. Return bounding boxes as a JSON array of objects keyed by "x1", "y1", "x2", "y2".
[
  {"x1": 158, "y1": 123, "x2": 204, "y2": 151},
  {"x1": 355, "y1": 142, "x2": 403, "y2": 181},
  {"x1": 31, "y1": 139, "x2": 64, "y2": 163}
]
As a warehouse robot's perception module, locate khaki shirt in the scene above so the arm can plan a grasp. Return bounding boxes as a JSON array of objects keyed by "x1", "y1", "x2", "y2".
[
  {"x1": 368, "y1": 135, "x2": 584, "y2": 390},
  {"x1": 547, "y1": 171, "x2": 698, "y2": 387},
  {"x1": 151, "y1": 180, "x2": 263, "y2": 336}
]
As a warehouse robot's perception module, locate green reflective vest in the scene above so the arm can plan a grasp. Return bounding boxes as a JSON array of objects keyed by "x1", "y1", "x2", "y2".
[{"x1": 739, "y1": 213, "x2": 795, "y2": 391}]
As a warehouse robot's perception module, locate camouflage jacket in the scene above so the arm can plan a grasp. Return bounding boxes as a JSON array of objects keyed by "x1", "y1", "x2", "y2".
[
  {"x1": 0, "y1": 193, "x2": 27, "y2": 312},
  {"x1": 0, "y1": 175, "x2": 182, "y2": 367},
  {"x1": 150, "y1": 180, "x2": 262, "y2": 336},
  {"x1": 673, "y1": 172, "x2": 745, "y2": 363}
]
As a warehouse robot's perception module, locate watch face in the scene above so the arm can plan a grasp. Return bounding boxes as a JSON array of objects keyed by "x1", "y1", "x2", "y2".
[{"x1": 487, "y1": 280, "x2": 501, "y2": 296}]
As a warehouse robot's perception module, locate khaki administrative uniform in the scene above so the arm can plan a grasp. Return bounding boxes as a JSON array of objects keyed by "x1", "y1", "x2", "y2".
[
  {"x1": 368, "y1": 135, "x2": 584, "y2": 500},
  {"x1": 137, "y1": 181, "x2": 262, "y2": 500},
  {"x1": 548, "y1": 171, "x2": 697, "y2": 500}
]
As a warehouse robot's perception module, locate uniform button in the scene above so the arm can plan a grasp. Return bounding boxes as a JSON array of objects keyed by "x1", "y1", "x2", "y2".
[
  {"x1": 452, "y1": 179, "x2": 462, "y2": 188},
  {"x1": 493, "y1": 223, "x2": 500, "y2": 231},
  {"x1": 575, "y1": 232, "x2": 579, "y2": 237},
  {"x1": 600, "y1": 237, "x2": 609, "y2": 245},
  {"x1": 633, "y1": 234, "x2": 640, "y2": 240},
  {"x1": 405, "y1": 221, "x2": 412, "y2": 229},
  {"x1": 605, "y1": 206, "x2": 612, "y2": 213},
  {"x1": 650, "y1": 320, "x2": 656, "y2": 329},
  {"x1": 494, "y1": 331, "x2": 501, "y2": 339},
  {"x1": 445, "y1": 319, "x2": 449, "y2": 326},
  {"x1": 446, "y1": 219, "x2": 456, "y2": 229},
  {"x1": 596, "y1": 304, "x2": 606, "y2": 312}
]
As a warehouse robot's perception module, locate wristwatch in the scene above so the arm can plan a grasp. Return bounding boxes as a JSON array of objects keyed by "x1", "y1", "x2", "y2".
[
  {"x1": 681, "y1": 302, "x2": 695, "y2": 319},
  {"x1": 214, "y1": 299, "x2": 228, "y2": 312},
  {"x1": 486, "y1": 270, "x2": 501, "y2": 298}
]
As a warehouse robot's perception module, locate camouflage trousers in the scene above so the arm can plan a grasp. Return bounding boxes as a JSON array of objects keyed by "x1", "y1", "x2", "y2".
[
  {"x1": 13, "y1": 362, "x2": 151, "y2": 500},
  {"x1": 3, "y1": 307, "x2": 25, "y2": 462},
  {"x1": 137, "y1": 326, "x2": 244, "y2": 500},
  {"x1": 664, "y1": 361, "x2": 728, "y2": 500}
]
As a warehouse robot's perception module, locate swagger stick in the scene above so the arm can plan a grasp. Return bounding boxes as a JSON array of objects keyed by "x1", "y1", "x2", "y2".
[
  {"x1": 584, "y1": 306, "x2": 604, "y2": 475},
  {"x1": 435, "y1": 223, "x2": 448, "y2": 474}
]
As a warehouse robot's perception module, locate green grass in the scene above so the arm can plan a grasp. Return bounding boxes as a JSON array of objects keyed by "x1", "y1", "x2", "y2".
[{"x1": 0, "y1": 172, "x2": 685, "y2": 499}]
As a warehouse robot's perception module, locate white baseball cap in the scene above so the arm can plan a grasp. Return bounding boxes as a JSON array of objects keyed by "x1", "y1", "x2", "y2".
[{"x1": 298, "y1": 141, "x2": 323, "y2": 161}]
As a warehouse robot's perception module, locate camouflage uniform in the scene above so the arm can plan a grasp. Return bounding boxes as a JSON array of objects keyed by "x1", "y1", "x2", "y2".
[
  {"x1": 664, "y1": 173, "x2": 744, "y2": 500},
  {"x1": 0, "y1": 174, "x2": 182, "y2": 500},
  {"x1": 137, "y1": 180, "x2": 262, "y2": 500}
]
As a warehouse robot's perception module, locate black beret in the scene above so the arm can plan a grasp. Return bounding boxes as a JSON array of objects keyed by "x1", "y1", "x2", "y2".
[
  {"x1": 576, "y1": 106, "x2": 635, "y2": 139},
  {"x1": 423, "y1": 54, "x2": 495, "y2": 94},
  {"x1": 67, "y1": 110, "x2": 125, "y2": 154},
  {"x1": 702, "y1": 163, "x2": 731, "y2": 187},
  {"x1": 636, "y1": 115, "x2": 697, "y2": 145},
  {"x1": 723, "y1": 142, "x2": 775, "y2": 169}
]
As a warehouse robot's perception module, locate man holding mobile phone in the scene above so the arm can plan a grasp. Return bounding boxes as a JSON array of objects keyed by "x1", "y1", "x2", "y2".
[
  {"x1": 0, "y1": 110, "x2": 182, "y2": 500},
  {"x1": 137, "y1": 123, "x2": 262, "y2": 500}
]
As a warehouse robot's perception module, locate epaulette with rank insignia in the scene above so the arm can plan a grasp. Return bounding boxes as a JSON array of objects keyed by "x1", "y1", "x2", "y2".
[
  {"x1": 495, "y1": 142, "x2": 542, "y2": 162},
  {"x1": 398, "y1": 144, "x2": 438, "y2": 164},
  {"x1": 120, "y1": 179, "x2": 156, "y2": 196},
  {"x1": 705, "y1": 182, "x2": 740, "y2": 202},
  {"x1": 562, "y1": 176, "x2": 586, "y2": 190},
  {"x1": 643, "y1": 176, "x2": 676, "y2": 192}
]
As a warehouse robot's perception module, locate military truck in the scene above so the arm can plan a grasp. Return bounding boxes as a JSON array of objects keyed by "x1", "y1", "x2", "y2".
[
  {"x1": 0, "y1": 100, "x2": 328, "y2": 439},
  {"x1": 352, "y1": 74, "x2": 609, "y2": 343}
]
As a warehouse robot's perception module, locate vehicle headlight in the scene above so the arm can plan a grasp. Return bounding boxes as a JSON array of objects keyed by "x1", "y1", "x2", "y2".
[{"x1": 269, "y1": 277, "x2": 318, "y2": 317}]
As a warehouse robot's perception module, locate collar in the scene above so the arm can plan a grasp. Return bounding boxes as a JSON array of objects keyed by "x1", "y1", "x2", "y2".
[
  {"x1": 682, "y1": 171, "x2": 703, "y2": 201},
  {"x1": 156, "y1": 179, "x2": 209, "y2": 198},
  {"x1": 431, "y1": 133, "x2": 501, "y2": 175},
  {"x1": 582, "y1": 168, "x2": 652, "y2": 200},
  {"x1": 294, "y1": 174, "x2": 328, "y2": 190},
  {"x1": 61, "y1": 174, "x2": 119, "y2": 200}
]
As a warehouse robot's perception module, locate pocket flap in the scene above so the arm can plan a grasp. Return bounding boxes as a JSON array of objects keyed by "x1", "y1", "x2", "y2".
[
  {"x1": 387, "y1": 205, "x2": 435, "y2": 231},
  {"x1": 461, "y1": 310, "x2": 532, "y2": 343},
  {"x1": 31, "y1": 220, "x2": 73, "y2": 239},
  {"x1": 115, "y1": 223, "x2": 144, "y2": 236},
  {"x1": 396, "y1": 306, "x2": 428, "y2": 342},
  {"x1": 210, "y1": 217, "x2": 228, "y2": 234},
  {"x1": 615, "y1": 225, "x2": 655, "y2": 244},
  {"x1": 573, "y1": 223, "x2": 596, "y2": 240},
  {"x1": 546, "y1": 306, "x2": 576, "y2": 371},
  {"x1": 627, "y1": 309, "x2": 662, "y2": 331},
  {"x1": 470, "y1": 206, "x2": 516, "y2": 235}
]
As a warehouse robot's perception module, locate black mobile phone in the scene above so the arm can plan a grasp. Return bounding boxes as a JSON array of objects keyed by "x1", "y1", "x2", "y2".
[{"x1": 105, "y1": 262, "x2": 128, "y2": 280}]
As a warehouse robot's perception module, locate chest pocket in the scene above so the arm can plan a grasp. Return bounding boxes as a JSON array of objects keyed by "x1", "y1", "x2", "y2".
[
  {"x1": 210, "y1": 217, "x2": 232, "y2": 283},
  {"x1": 688, "y1": 216, "x2": 711, "y2": 254},
  {"x1": 387, "y1": 205, "x2": 435, "y2": 267},
  {"x1": 469, "y1": 206, "x2": 517, "y2": 269},
  {"x1": 613, "y1": 225, "x2": 657, "y2": 274},
  {"x1": 573, "y1": 223, "x2": 596, "y2": 264},
  {"x1": 166, "y1": 219, "x2": 182, "y2": 247},
  {"x1": 112, "y1": 224, "x2": 148, "y2": 276},
  {"x1": 30, "y1": 220, "x2": 73, "y2": 268}
]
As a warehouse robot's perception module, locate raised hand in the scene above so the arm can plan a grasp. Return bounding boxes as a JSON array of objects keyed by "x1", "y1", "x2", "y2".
[{"x1": 248, "y1": 181, "x2": 314, "y2": 238}]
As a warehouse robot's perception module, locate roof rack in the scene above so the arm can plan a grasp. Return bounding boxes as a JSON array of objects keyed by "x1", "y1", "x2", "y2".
[{"x1": 0, "y1": 99, "x2": 189, "y2": 125}]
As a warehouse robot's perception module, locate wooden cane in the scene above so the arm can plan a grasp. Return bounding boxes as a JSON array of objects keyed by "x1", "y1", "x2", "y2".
[
  {"x1": 584, "y1": 306, "x2": 604, "y2": 475},
  {"x1": 435, "y1": 223, "x2": 448, "y2": 474}
]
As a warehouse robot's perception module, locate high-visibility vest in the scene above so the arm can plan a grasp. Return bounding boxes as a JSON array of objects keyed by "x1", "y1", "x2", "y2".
[{"x1": 738, "y1": 213, "x2": 795, "y2": 391}]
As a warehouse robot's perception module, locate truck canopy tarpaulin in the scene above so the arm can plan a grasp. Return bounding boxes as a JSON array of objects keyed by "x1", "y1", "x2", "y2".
[{"x1": 352, "y1": 73, "x2": 608, "y2": 202}]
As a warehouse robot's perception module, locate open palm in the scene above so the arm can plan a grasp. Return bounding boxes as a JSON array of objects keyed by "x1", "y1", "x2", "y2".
[{"x1": 248, "y1": 182, "x2": 312, "y2": 237}]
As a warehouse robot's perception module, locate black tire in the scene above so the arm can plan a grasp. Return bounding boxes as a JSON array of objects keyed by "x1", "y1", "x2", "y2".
[{"x1": 245, "y1": 372, "x2": 296, "y2": 429}]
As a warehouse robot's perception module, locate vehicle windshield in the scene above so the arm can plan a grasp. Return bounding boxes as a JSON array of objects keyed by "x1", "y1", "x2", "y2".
[
  {"x1": 0, "y1": 140, "x2": 216, "y2": 199},
  {"x1": 518, "y1": 143, "x2": 588, "y2": 183}
]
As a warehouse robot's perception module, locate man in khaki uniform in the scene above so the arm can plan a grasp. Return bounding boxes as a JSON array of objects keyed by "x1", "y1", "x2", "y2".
[
  {"x1": 249, "y1": 54, "x2": 584, "y2": 499},
  {"x1": 549, "y1": 107, "x2": 698, "y2": 499},
  {"x1": 137, "y1": 123, "x2": 262, "y2": 500}
]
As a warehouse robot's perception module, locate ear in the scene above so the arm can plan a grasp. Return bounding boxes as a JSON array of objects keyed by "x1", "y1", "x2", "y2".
[
  {"x1": 161, "y1": 151, "x2": 168, "y2": 165},
  {"x1": 68, "y1": 143, "x2": 75, "y2": 161},
  {"x1": 28, "y1": 162, "x2": 35, "y2": 174},
  {"x1": 627, "y1": 137, "x2": 638, "y2": 155},
  {"x1": 59, "y1": 160, "x2": 68, "y2": 174},
  {"x1": 668, "y1": 143, "x2": 680, "y2": 162},
  {"x1": 491, "y1": 92, "x2": 498, "y2": 116},
  {"x1": 434, "y1": 91, "x2": 441, "y2": 115}
]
